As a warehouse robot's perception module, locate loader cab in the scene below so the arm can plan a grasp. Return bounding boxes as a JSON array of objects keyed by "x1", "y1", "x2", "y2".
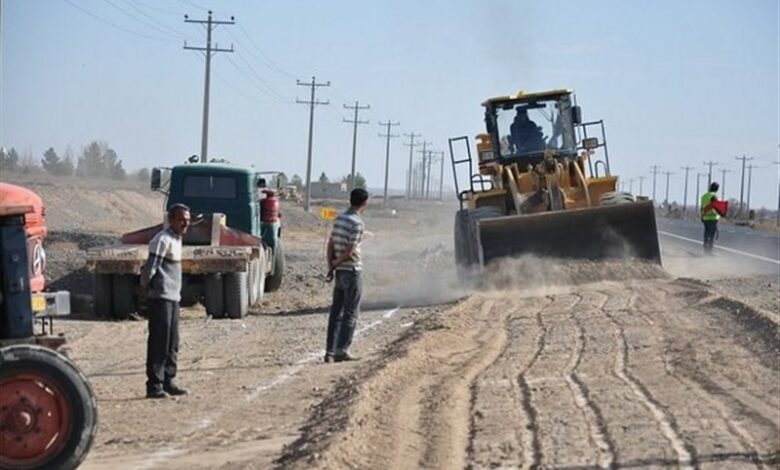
[{"x1": 483, "y1": 90, "x2": 579, "y2": 167}]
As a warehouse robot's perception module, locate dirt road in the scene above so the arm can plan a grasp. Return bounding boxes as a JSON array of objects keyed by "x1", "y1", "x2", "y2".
[{"x1": 21, "y1": 177, "x2": 778, "y2": 469}]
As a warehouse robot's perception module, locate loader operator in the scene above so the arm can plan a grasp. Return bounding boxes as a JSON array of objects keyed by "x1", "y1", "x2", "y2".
[
  {"x1": 509, "y1": 107, "x2": 544, "y2": 154},
  {"x1": 700, "y1": 182, "x2": 721, "y2": 253},
  {"x1": 140, "y1": 203, "x2": 191, "y2": 399}
]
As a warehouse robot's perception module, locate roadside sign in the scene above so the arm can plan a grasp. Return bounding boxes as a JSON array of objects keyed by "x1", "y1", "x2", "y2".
[{"x1": 319, "y1": 207, "x2": 338, "y2": 221}]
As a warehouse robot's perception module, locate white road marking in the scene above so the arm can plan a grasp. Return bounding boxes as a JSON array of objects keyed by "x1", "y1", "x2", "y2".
[
  {"x1": 659, "y1": 230, "x2": 780, "y2": 265},
  {"x1": 137, "y1": 304, "x2": 403, "y2": 468}
]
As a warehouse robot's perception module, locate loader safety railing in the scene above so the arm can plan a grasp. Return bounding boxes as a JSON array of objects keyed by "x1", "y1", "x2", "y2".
[
  {"x1": 449, "y1": 136, "x2": 492, "y2": 210},
  {"x1": 577, "y1": 119, "x2": 611, "y2": 177}
]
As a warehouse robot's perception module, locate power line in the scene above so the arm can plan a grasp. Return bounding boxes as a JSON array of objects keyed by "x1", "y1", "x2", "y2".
[
  {"x1": 378, "y1": 120, "x2": 400, "y2": 203},
  {"x1": 183, "y1": 10, "x2": 235, "y2": 162},
  {"x1": 296, "y1": 76, "x2": 330, "y2": 212},
  {"x1": 343, "y1": 101, "x2": 370, "y2": 191},
  {"x1": 231, "y1": 51, "x2": 291, "y2": 102},
  {"x1": 235, "y1": 23, "x2": 295, "y2": 79},
  {"x1": 117, "y1": 0, "x2": 192, "y2": 39},
  {"x1": 63, "y1": 0, "x2": 169, "y2": 42},
  {"x1": 104, "y1": 0, "x2": 181, "y2": 39}
]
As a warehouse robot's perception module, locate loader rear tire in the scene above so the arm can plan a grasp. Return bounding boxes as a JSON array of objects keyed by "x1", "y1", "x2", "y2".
[
  {"x1": 204, "y1": 274, "x2": 224, "y2": 319},
  {"x1": 224, "y1": 272, "x2": 249, "y2": 319},
  {"x1": 454, "y1": 210, "x2": 472, "y2": 269},
  {"x1": 93, "y1": 274, "x2": 112, "y2": 319},
  {"x1": 600, "y1": 191, "x2": 635, "y2": 206},
  {"x1": 111, "y1": 274, "x2": 136, "y2": 320}
]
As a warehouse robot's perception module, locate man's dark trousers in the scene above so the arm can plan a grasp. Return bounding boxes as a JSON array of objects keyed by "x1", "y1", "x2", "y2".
[
  {"x1": 146, "y1": 298, "x2": 179, "y2": 393},
  {"x1": 703, "y1": 220, "x2": 718, "y2": 252},
  {"x1": 326, "y1": 269, "x2": 363, "y2": 356}
]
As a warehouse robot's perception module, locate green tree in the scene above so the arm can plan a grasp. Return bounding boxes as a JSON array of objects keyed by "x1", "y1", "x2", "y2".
[
  {"x1": 318, "y1": 172, "x2": 329, "y2": 183},
  {"x1": 41, "y1": 147, "x2": 63, "y2": 175},
  {"x1": 341, "y1": 172, "x2": 367, "y2": 189},
  {"x1": 104, "y1": 148, "x2": 126, "y2": 180},
  {"x1": 291, "y1": 174, "x2": 303, "y2": 189},
  {"x1": 59, "y1": 153, "x2": 75, "y2": 176},
  {"x1": 77, "y1": 141, "x2": 106, "y2": 177},
  {"x1": 0, "y1": 147, "x2": 19, "y2": 172}
]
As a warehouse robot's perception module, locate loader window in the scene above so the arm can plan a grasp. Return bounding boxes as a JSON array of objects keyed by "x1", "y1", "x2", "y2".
[
  {"x1": 182, "y1": 175, "x2": 237, "y2": 199},
  {"x1": 495, "y1": 98, "x2": 577, "y2": 159}
]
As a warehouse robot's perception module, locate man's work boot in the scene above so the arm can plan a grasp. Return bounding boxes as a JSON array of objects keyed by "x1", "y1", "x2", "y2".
[
  {"x1": 324, "y1": 354, "x2": 335, "y2": 364},
  {"x1": 146, "y1": 389, "x2": 169, "y2": 399},
  {"x1": 164, "y1": 383, "x2": 188, "y2": 396},
  {"x1": 334, "y1": 353, "x2": 358, "y2": 363}
]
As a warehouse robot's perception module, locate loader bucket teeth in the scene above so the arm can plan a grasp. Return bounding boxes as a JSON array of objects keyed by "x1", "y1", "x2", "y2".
[{"x1": 477, "y1": 201, "x2": 661, "y2": 265}]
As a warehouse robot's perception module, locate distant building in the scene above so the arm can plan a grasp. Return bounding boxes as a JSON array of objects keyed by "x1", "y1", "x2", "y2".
[{"x1": 309, "y1": 182, "x2": 348, "y2": 199}]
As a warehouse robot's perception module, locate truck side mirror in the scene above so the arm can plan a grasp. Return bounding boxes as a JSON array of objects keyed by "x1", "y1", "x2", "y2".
[
  {"x1": 151, "y1": 168, "x2": 161, "y2": 191},
  {"x1": 572, "y1": 106, "x2": 582, "y2": 125},
  {"x1": 257, "y1": 178, "x2": 267, "y2": 189}
]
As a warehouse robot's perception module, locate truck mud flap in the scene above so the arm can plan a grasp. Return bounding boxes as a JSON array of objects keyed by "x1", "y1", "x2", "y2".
[{"x1": 477, "y1": 201, "x2": 661, "y2": 265}]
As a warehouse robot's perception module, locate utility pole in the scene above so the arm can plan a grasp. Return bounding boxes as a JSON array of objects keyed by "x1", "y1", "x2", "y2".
[
  {"x1": 403, "y1": 133, "x2": 421, "y2": 200},
  {"x1": 296, "y1": 76, "x2": 330, "y2": 212},
  {"x1": 650, "y1": 165, "x2": 661, "y2": 202},
  {"x1": 680, "y1": 166, "x2": 694, "y2": 217},
  {"x1": 695, "y1": 173, "x2": 707, "y2": 214},
  {"x1": 343, "y1": 101, "x2": 370, "y2": 191},
  {"x1": 628, "y1": 178, "x2": 635, "y2": 194},
  {"x1": 719, "y1": 168, "x2": 732, "y2": 201},
  {"x1": 416, "y1": 142, "x2": 432, "y2": 199},
  {"x1": 703, "y1": 160, "x2": 719, "y2": 186},
  {"x1": 426, "y1": 152, "x2": 436, "y2": 199},
  {"x1": 774, "y1": 160, "x2": 780, "y2": 227},
  {"x1": 184, "y1": 11, "x2": 235, "y2": 163},
  {"x1": 736, "y1": 154, "x2": 754, "y2": 218},
  {"x1": 437, "y1": 151, "x2": 446, "y2": 200},
  {"x1": 638, "y1": 176, "x2": 645, "y2": 197},
  {"x1": 662, "y1": 171, "x2": 674, "y2": 205},
  {"x1": 378, "y1": 120, "x2": 400, "y2": 202},
  {"x1": 746, "y1": 164, "x2": 759, "y2": 214}
]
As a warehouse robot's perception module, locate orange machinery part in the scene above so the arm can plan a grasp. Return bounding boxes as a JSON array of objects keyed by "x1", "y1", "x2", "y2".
[{"x1": 0, "y1": 183, "x2": 47, "y2": 292}]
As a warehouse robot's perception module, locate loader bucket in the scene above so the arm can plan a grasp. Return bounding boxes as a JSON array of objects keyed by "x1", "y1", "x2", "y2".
[{"x1": 477, "y1": 201, "x2": 661, "y2": 265}]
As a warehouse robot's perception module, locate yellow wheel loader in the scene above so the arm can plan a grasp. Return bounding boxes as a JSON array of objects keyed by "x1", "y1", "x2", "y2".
[{"x1": 449, "y1": 89, "x2": 661, "y2": 270}]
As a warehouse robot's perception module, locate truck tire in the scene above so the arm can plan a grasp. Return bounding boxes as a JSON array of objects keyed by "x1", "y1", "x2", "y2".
[
  {"x1": 264, "y1": 241, "x2": 284, "y2": 293},
  {"x1": 179, "y1": 276, "x2": 200, "y2": 307},
  {"x1": 248, "y1": 258, "x2": 264, "y2": 306},
  {"x1": 204, "y1": 274, "x2": 224, "y2": 319},
  {"x1": 93, "y1": 274, "x2": 112, "y2": 318},
  {"x1": 224, "y1": 272, "x2": 249, "y2": 319},
  {"x1": 600, "y1": 191, "x2": 635, "y2": 206},
  {"x1": 111, "y1": 274, "x2": 136, "y2": 320},
  {"x1": 0, "y1": 345, "x2": 98, "y2": 470}
]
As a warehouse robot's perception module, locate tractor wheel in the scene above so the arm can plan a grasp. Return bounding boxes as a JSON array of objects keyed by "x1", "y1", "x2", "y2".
[
  {"x1": 264, "y1": 241, "x2": 284, "y2": 293},
  {"x1": 248, "y1": 258, "x2": 264, "y2": 307},
  {"x1": 203, "y1": 274, "x2": 224, "y2": 319},
  {"x1": 600, "y1": 191, "x2": 635, "y2": 206},
  {"x1": 0, "y1": 345, "x2": 98, "y2": 470},
  {"x1": 224, "y1": 272, "x2": 249, "y2": 319},
  {"x1": 111, "y1": 274, "x2": 136, "y2": 320},
  {"x1": 92, "y1": 274, "x2": 112, "y2": 319}
]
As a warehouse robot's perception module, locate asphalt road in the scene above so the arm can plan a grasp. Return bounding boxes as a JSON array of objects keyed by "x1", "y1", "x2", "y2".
[{"x1": 656, "y1": 217, "x2": 780, "y2": 278}]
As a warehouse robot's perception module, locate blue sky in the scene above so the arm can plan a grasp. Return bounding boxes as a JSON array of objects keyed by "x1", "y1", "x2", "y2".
[{"x1": 2, "y1": 0, "x2": 778, "y2": 209}]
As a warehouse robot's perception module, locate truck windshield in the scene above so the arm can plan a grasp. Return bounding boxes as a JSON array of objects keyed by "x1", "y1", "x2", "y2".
[
  {"x1": 182, "y1": 175, "x2": 237, "y2": 199},
  {"x1": 495, "y1": 96, "x2": 576, "y2": 159}
]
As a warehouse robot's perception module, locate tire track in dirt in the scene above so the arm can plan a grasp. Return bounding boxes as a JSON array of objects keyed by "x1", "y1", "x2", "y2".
[
  {"x1": 602, "y1": 305, "x2": 697, "y2": 470},
  {"x1": 466, "y1": 296, "x2": 549, "y2": 469},
  {"x1": 628, "y1": 281, "x2": 779, "y2": 467},
  {"x1": 292, "y1": 296, "x2": 512, "y2": 469},
  {"x1": 563, "y1": 292, "x2": 616, "y2": 470}
]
